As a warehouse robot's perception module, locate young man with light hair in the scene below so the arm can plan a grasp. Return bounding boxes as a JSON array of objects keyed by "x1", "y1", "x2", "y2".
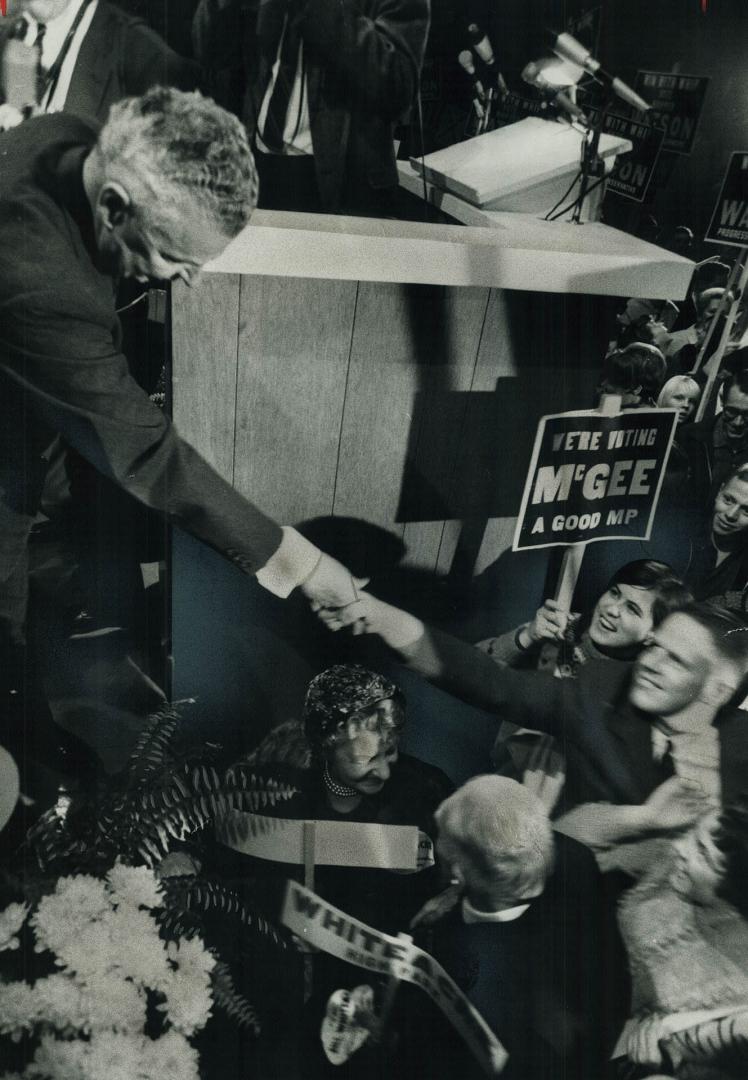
[{"x1": 330, "y1": 597, "x2": 748, "y2": 876}]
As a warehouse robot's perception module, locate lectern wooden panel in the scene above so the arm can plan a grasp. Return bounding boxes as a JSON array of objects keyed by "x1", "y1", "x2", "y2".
[{"x1": 233, "y1": 275, "x2": 357, "y2": 525}]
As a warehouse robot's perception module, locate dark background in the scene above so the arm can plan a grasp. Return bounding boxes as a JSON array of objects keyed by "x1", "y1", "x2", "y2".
[{"x1": 116, "y1": 0, "x2": 748, "y2": 251}]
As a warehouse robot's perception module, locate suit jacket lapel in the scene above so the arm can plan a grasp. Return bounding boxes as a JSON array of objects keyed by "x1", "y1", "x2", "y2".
[
  {"x1": 606, "y1": 703, "x2": 660, "y2": 800},
  {"x1": 63, "y1": 2, "x2": 113, "y2": 126}
]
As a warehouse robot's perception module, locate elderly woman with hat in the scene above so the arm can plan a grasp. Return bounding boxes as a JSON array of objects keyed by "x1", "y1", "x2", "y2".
[
  {"x1": 217, "y1": 666, "x2": 453, "y2": 1078},
  {"x1": 244, "y1": 664, "x2": 453, "y2": 921}
]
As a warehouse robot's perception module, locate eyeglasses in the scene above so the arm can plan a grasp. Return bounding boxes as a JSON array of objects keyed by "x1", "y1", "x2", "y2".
[{"x1": 334, "y1": 700, "x2": 405, "y2": 744}]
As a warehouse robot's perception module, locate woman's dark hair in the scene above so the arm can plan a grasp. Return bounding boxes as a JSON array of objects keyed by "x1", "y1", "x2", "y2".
[
  {"x1": 714, "y1": 793, "x2": 748, "y2": 917},
  {"x1": 600, "y1": 343, "x2": 667, "y2": 401},
  {"x1": 606, "y1": 559, "x2": 693, "y2": 626},
  {"x1": 615, "y1": 319, "x2": 663, "y2": 351}
]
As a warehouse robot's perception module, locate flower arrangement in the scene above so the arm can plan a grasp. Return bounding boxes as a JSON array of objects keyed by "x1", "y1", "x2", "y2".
[
  {"x1": 0, "y1": 865, "x2": 211, "y2": 1080},
  {"x1": 0, "y1": 705, "x2": 299, "y2": 1079}
]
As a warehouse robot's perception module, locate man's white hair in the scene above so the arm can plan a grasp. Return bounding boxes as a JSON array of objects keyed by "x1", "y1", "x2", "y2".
[
  {"x1": 96, "y1": 86, "x2": 258, "y2": 236},
  {"x1": 435, "y1": 775, "x2": 555, "y2": 899}
]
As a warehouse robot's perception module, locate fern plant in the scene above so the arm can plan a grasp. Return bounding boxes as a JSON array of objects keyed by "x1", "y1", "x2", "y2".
[
  {"x1": 17, "y1": 702, "x2": 300, "y2": 1043},
  {"x1": 28, "y1": 703, "x2": 298, "y2": 873}
]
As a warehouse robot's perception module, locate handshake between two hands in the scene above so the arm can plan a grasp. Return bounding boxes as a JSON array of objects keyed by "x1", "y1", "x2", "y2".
[{"x1": 298, "y1": 553, "x2": 422, "y2": 647}]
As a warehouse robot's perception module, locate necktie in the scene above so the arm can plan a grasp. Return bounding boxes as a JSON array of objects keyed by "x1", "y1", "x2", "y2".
[
  {"x1": 35, "y1": 22, "x2": 47, "y2": 103},
  {"x1": 261, "y1": 3, "x2": 302, "y2": 152}
]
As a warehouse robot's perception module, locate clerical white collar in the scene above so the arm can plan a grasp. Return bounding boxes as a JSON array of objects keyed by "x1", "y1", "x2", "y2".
[{"x1": 462, "y1": 896, "x2": 530, "y2": 924}]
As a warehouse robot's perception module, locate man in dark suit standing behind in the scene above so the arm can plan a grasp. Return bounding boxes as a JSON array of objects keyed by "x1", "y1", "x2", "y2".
[
  {"x1": 0, "y1": 0, "x2": 201, "y2": 129},
  {"x1": 192, "y1": 0, "x2": 430, "y2": 216}
]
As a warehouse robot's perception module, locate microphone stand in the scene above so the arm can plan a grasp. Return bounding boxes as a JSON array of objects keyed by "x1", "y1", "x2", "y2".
[{"x1": 571, "y1": 88, "x2": 612, "y2": 223}]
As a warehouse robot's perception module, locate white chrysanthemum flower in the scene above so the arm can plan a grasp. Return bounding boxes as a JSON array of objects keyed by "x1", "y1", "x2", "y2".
[
  {"x1": 31, "y1": 877, "x2": 109, "y2": 956},
  {"x1": 140, "y1": 1030, "x2": 200, "y2": 1080},
  {"x1": 107, "y1": 864, "x2": 163, "y2": 911},
  {"x1": 84, "y1": 1030, "x2": 148, "y2": 1080},
  {"x1": 166, "y1": 936, "x2": 215, "y2": 979},
  {"x1": 105, "y1": 907, "x2": 169, "y2": 988},
  {"x1": 52, "y1": 916, "x2": 117, "y2": 979},
  {"x1": 81, "y1": 974, "x2": 147, "y2": 1035},
  {"x1": 33, "y1": 974, "x2": 89, "y2": 1033},
  {"x1": 0, "y1": 903, "x2": 29, "y2": 952},
  {"x1": 29, "y1": 1033, "x2": 89, "y2": 1080},
  {"x1": 0, "y1": 979, "x2": 40, "y2": 1036},
  {"x1": 158, "y1": 970, "x2": 213, "y2": 1036}
]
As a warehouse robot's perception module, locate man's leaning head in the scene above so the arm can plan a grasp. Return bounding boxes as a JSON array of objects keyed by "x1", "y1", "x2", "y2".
[
  {"x1": 629, "y1": 604, "x2": 748, "y2": 719},
  {"x1": 83, "y1": 87, "x2": 258, "y2": 285},
  {"x1": 435, "y1": 776, "x2": 555, "y2": 912}
]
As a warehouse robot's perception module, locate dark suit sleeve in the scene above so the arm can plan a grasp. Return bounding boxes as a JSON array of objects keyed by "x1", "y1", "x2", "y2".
[
  {"x1": 192, "y1": 0, "x2": 255, "y2": 69},
  {"x1": 302, "y1": 0, "x2": 430, "y2": 119},
  {"x1": 0, "y1": 228, "x2": 283, "y2": 577},
  {"x1": 401, "y1": 625, "x2": 569, "y2": 736},
  {"x1": 121, "y1": 20, "x2": 204, "y2": 95}
]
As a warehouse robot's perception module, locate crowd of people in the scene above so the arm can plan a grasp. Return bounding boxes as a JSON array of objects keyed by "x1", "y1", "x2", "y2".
[{"x1": 1, "y1": 2, "x2": 747, "y2": 1079}]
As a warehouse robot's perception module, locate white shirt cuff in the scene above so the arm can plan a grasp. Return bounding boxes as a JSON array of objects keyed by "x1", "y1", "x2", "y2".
[{"x1": 255, "y1": 526, "x2": 321, "y2": 598}]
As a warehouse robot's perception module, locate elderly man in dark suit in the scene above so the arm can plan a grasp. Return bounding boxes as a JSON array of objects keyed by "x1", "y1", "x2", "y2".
[
  {"x1": 0, "y1": 0, "x2": 200, "y2": 129},
  {"x1": 331, "y1": 597, "x2": 748, "y2": 874},
  {"x1": 0, "y1": 88, "x2": 361, "y2": 782},
  {"x1": 192, "y1": 0, "x2": 429, "y2": 215}
]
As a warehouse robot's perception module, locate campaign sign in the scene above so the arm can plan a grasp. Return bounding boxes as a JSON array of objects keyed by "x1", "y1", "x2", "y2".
[
  {"x1": 705, "y1": 152, "x2": 748, "y2": 249},
  {"x1": 587, "y1": 109, "x2": 665, "y2": 202},
  {"x1": 512, "y1": 408, "x2": 677, "y2": 551},
  {"x1": 282, "y1": 881, "x2": 507, "y2": 1076},
  {"x1": 633, "y1": 72, "x2": 709, "y2": 155},
  {"x1": 493, "y1": 90, "x2": 547, "y2": 128}
]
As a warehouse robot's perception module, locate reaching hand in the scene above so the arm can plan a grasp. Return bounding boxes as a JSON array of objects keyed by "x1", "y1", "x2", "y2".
[
  {"x1": 300, "y1": 553, "x2": 368, "y2": 612},
  {"x1": 315, "y1": 592, "x2": 424, "y2": 649},
  {"x1": 644, "y1": 776, "x2": 708, "y2": 832},
  {"x1": 624, "y1": 1014, "x2": 667, "y2": 1066}
]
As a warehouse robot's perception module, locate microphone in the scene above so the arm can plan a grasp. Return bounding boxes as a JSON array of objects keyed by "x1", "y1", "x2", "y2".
[
  {"x1": 552, "y1": 32, "x2": 651, "y2": 113},
  {"x1": 522, "y1": 60, "x2": 587, "y2": 123},
  {"x1": 458, "y1": 49, "x2": 485, "y2": 99},
  {"x1": 458, "y1": 49, "x2": 486, "y2": 122},
  {"x1": 1, "y1": 35, "x2": 38, "y2": 113},
  {"x1": 467, "y1": 23, "x2": 497, "y2": 69},
  {"x1": 467, "y1": 22, "x2": 508, "y2": 95}
]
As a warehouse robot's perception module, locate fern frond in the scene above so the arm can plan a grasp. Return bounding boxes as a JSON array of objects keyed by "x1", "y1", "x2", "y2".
[
  {"x1": 211, "y1": 960, "x2": 261, "y2": 1036},
  {"x1": 128, "y1": 767, "x2": 299, "y2": 865},
  {"x1": 126, "y1": 703, "x2": 184, "y2": 784},
  {"x1": 215, "y1": 811, "x2": 296, "y2": 851},
  {"x1": 161, "y1": 877, "x2": 288, "y2": 950}
]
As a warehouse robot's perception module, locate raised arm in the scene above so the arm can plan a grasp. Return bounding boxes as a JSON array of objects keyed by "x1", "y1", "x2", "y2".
[
  {"x1": 0, "y1": 240, "x2": 359, "y2": 607},
  {"x1": 328, "y1": 593, "x2": 569, "y2": 734}
]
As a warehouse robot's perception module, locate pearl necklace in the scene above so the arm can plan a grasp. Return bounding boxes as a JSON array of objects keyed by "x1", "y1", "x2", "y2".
[{"x1": 323, "y1": 763, "x2": 359, "y2": 798}]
